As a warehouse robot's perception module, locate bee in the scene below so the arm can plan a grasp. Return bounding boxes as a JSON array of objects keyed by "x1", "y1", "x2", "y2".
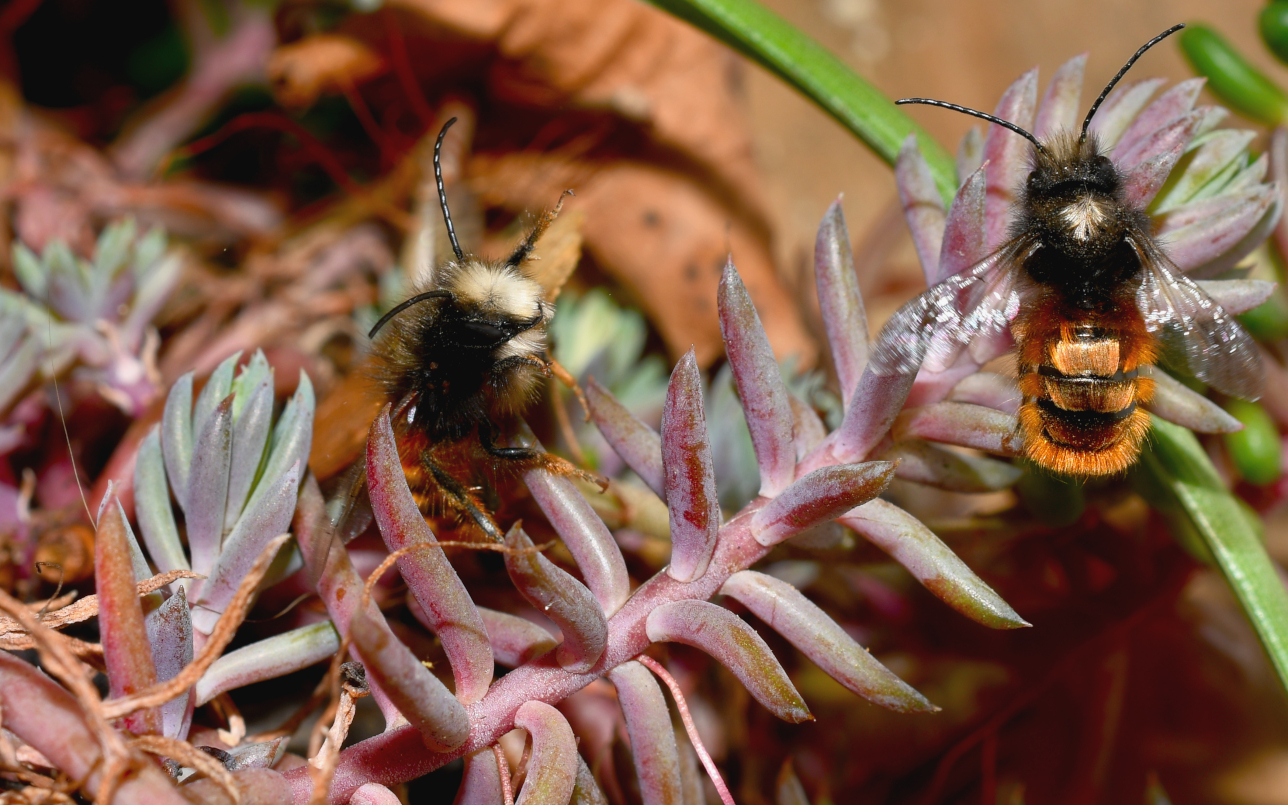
[
  {"x1": 872, "y1": 24, "x2": 1263, "y2": 476},
  {"x1": 352, "y1": 117, "x2": 584, "y2": 540}
]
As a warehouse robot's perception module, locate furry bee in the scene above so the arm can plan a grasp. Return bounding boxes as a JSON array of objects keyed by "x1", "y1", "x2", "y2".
[
  {"x1": 871, "y1": 24, "x2": 1263, "y2": 476},
  {"x1": 357, "y1": 117, "x2": 582, "y2": 540}
]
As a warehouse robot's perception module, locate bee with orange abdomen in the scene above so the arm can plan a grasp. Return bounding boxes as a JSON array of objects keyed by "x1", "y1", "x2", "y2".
[
  {"x1": 348, "y1": 117, "x2": 584, "y2": 540},
  {"x1": 870, "y1": 24, "x2": 1263, "y2": 476}
]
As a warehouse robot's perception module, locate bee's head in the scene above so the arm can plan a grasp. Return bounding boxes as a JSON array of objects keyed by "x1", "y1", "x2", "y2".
[
  {"x1": 438, "y1": 260, "x2": 550, "y2": 357},
  {"x1": 1021, "y1": 133, "x2": 1130, "y2": 257}
]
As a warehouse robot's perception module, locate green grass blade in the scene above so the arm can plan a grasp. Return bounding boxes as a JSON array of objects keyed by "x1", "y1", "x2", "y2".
[
  {"x1": 645, "y1": 0, "x2": 958, "y2": 204},
  {"x1": 1140, "y1": 416, "x2": 1288, "y2": 695}
]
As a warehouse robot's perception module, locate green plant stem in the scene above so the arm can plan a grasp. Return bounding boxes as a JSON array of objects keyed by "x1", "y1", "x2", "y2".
[
  {"x1": 1141, "y1": 417, "x2": 1288, "y2": 697},
  {"x1": 646, "y1": 0, "x2": 958, "y2": 204}
]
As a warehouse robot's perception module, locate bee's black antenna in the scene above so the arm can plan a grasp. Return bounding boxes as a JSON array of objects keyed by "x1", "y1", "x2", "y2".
[
  {"x1": 435, "y1": 117, "x2": 465, "y2": 262},
  {"x1": 1081, "y1": 23, "x2": 1185, "y2": 143},
  {"x1": 896, "y1": 98, "x2": 1050, "y2": 158},
  {"x1": 369, "y1": 290, "x2": 455, "y2": 339}
]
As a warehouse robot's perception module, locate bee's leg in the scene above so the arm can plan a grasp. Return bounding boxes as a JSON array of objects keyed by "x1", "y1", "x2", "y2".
[
  {"x1": 505, "y1": 189, "x2": 574, "y2": 267},
  {"x1": 478, "y1": 423, "x2": 607, "y2": 491},
  {"x1": 422, "y1": 455, "x2": 505, "y2": 542}
]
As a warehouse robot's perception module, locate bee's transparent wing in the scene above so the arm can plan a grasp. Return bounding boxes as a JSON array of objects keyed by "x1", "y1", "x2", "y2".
[
  {"x1": 1136, "y1": 238, "x2": 1263, "y2": 401},
  {"x1": 868, "y1": 238, "x2": 1030, "y2": 377}
]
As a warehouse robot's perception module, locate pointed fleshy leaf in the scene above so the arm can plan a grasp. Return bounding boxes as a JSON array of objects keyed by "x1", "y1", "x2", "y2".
[
  {"x1": 161, "y1": 372, "x2": 194, "y2": 513},
  {"x1": 1154, "y1": 130, "x2": 1258, "y2": 213},
  {"x1": 349, "y1": 604, "x2": 470, "y2": 752},
  {"x1": 146, "y1": 587, "x2": 194, "y2": 739},
  {"x1": 1143, "y1": 367, "x2": 1242, "y2": 434},
  {"x1": 719, "y1": 261, "x2": 796, "y2": 497},
  {"x1": 1033, "y1": 54, "x2": 1085, "y2": 140},
  {"x1": 514, "y1": 701, "x2": 578, "y2": 805},
  {"x1": 896, "y1": 137, "x2": 947, "y2": 289},
  {"x1": 609, "y1": 661, "x2": 684, "y2": 805},
  {"x1": 134, "y1": 428, "x2": 189, "y2": 578},
  {"x1": 505, "y1": 524, "x2": 607, "y2": 673},
  {"x1": 1115, "y1": 78, "x2": 1204, "y2": 154},
  {"x1": 751, "y1": 462, "x2": 895, "y2": 546},
  {"x1": 368, "y1": 407, "x2": 493, "y2": 703},
  {"x1": 777, "y1": 761, "x2": 810, "y2": 805},
  {"x1": 1087, "y1": 78, "x2": 1165, "y2": 146},
  {"x1": 1224, "y1": 152, "x2": 1269, "y2": 196},
  {"x1": 661, "y1": 350, "x2": 719, "y2": 583},
  {"x1": 193, "y1": 460, "x2": 299, "y2": 636},
  {"x1": 244, "y1": 371, "x2": 314, "y2": 517},
  {"x1": 955, "y1": 126, "x2": 983, "y2": 183},
  {"x1": 12, "y1": 243, "x2": 46, "y2": 299},
  {"x1": 839, "y1": 499, "x2": 1028, "y2": 628},
  {"x1": 586, "y1": 378, "x2": 664, "y2": 499},
  {"x1": 814, "y1": 201, "x2": 869, "y2": 402},
  {"x1": 520, "y1": 428, "x2": 629, "y2": 616},
  {"x1": 192, "y1": 353, "x2": 239, "y2": 452},
  {"x1": 894, "y1": 402, "x2": 1022, "y2": 457},
  {"x1": 185, "y1": 395, "x2": 233, "y2": 576},
  {"x1": 888, "y1": 440, "x2": 1023, "y2": 492},
  {"x1": 789, "y1": 394, "x2": 827, "y2": 460},
  {"x1": 96, "y1": 502, "x2": 162, "y2": 736},
  {"x1": 1118, "y1": 109, "x2": 1206, "y2": 208},
  {"x1": 1160, "y1": 186, "x2": 1281, "y2": 277},
  {"x1": 983, "y1": 68, "x2": 1037, "y2": 249},
  {"x1": 350, "y1": 784, "x2": 403, "y2": 805},
  {"x1": 476, "y1": 606, "x2": 557, "y2": 668},
  {"x1": 225, "y1": 370, "x2": 274, "y2": 529},
  {"x1": 454, "y1": 750, "x2": 505, "y2": 805},
  {"x1": 1197, "y1": 279, "x2": 1276, "y2": 315},
  {"x1": 645, "y1": 600, "x2": 811, "y2": 723},
  {"x1": 948, "y1": 371, "x2": 1020, "y2": 414},
  {"x1": 225, "y1": 739, "x2": 288, "y2": 771},
  {"x1": 721, "y1": 570, "x2": 935, "y2": 712},
  {"x1": 937, "y1": 162, "x2": 988, "y2": 282},
  {"x1": 195, "y1": 621, "x2": 340, "y2": 705},
  {"x1": 572, "y1": 754, "x2": 610, "y2": 805}
]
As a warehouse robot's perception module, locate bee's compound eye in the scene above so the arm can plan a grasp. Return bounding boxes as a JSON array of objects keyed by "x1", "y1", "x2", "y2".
[{"x1": 458, "y1": 320, "x2": 511, "y2": 346}]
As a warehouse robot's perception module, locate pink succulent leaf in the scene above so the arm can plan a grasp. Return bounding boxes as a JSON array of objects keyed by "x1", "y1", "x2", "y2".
[
  {"x1": 608, "y1": 661, "x2": 684, "y2": 805},
  {"x1": 572, "y1": 754, "x2": 610, "y2": 805},
  {"x1": 661, "y1": 349, "x2": 719, "y2": 583},
  {"x1": 885, "y1": 440, "x2": 1023, "y2": 493},
  {"x1": 160, "y1": 372, "x2": 194, "y2": 510},
  {"x1": 1158, "y1": 185, "x2": 1281, "y2": 277},
  {"x1": 821, "y1": 369, "x2": 918, "y2": 466},
  {"x1": 1273, "y1": 127, "x2": 1288, "y2": 261},
  {"x1": 789, "y1": 394, "x2": 827, "y2": 461},
  {"x1": 349, "y1": 783, "x2": 403, "y2": 805},
  {"x1": 195, "y1": 621, "x2": 340, "y2": 706},
  {"x1": 1117, "y1": 110, "x2": 1206, "y2": 209},
  {"x1": 720, "y1": 570, "x2": 935, "y2": 713},
  {"x1": 777, "y1": 762, "x2": 810, "y2": 805},
  {"x1": 521, "y1": 440, "x2": 630, "y2": 616},
  {"x1": 949, "y1": 372, "x2": 1021, "y2": 414},
  {"x1": 936, "y1": 162, "x2": 988, "y2": 282},
  {"x1": 193, "y1": 460, "x2": 300, "y2": 636},
  {"x1": 983, "y1": 68, "x2": 1037, "y2": 249},
  {"x1": 719, "y1": 259, "x2": 797, "y2": 497},
  {"x1": 0, "y1": 652, "x2": 189, "y2": 804},
  {"x1": 1033, "y1": 54, "x2": 1086, "y2": 140},
  {"x1": 644, "y1": 600, "x2": 811, "y2": 724},
  {"x1": 1154, "y1": 130, "x2": 1258, "y2": 213},
  {"x1": 1087, "y1": 77, "x2": 1165, "y2": 146},
  {"x1": 1115, "y1": 77, "x2": 1204, "y2": 154},
  {"x1": 1197, "y1": 279, "x2": 1277, "y2": 315},
  {"x1": 368, "y1": 407, "x2": 494, "y2": 703},
  {"x1": 894, "y1": 402, "x2": 1022, "y2": 457},
  {"x1": 956, "y1": 126, "x2": 984, "y2": 184},
  {"x1": 145, "y1": 586, "x2": 194, "y2": 739},
  {"x1": 896, "y1": 136, "x2": 947, "y2": 289},
  {"x1": 1143, "y1": 366, "x2": 1243, "y2": 433},
  {"x1": 190, "y1": 352, "x2": 239, "y2": 457},
  {"x1": 908, "y1": 361, "x2": 996, "y2": 408},
  {"x1": 475, "y1": 606, "x2": 558, "y2": 668},
  {"x1": 225, "y1": 738, "x2": 288, "y2": 770},
  {"x1": 504, "y1": 524, "x2": 608, "y2": 674},
  {"x1": 814, "y1": 200, "x2": 870, "y2": 403},
  {"x1": 514, "y1": 701, "x2": 579, "y2": 805},
  {"x1": 349, "y1": 604, "x2": 471, "y2": 752},
  {"x1": 750, "y1": 462, "x2": 895, "y2": 547},
  {"x1": 1225, "y1": 152, "x2": 1270, "y2": 195},
  {"x1": 96, "y1": 500, "x2": 163, "y2": 736},
  {"x1": 185, "y1": 767, "x2": 294, "y2": 805},
  {"x1": 586, "y1": 378, "x2": 665, "y2": 499},
  {"x1": 134, "y1": 428, "x2": 190, "y2": 579},
  {"x1": 453, "y1": 750, "x2": 505, "y2": 805},
  {"x1": 839, "y1": 499, "x2": 1028, "y2": 629},
  {"x1": 185, "y1": 394, "x2": 233, "y2": 578},
  {"x1": 225, "y1": 369, "x2": 274, "y2": 530},
  {"x1": 294, "y1": 474, "x2": 404, "y2": 727},
  {"x1": 245, "y1": 371, "x2": 314, "y2": 516}
]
